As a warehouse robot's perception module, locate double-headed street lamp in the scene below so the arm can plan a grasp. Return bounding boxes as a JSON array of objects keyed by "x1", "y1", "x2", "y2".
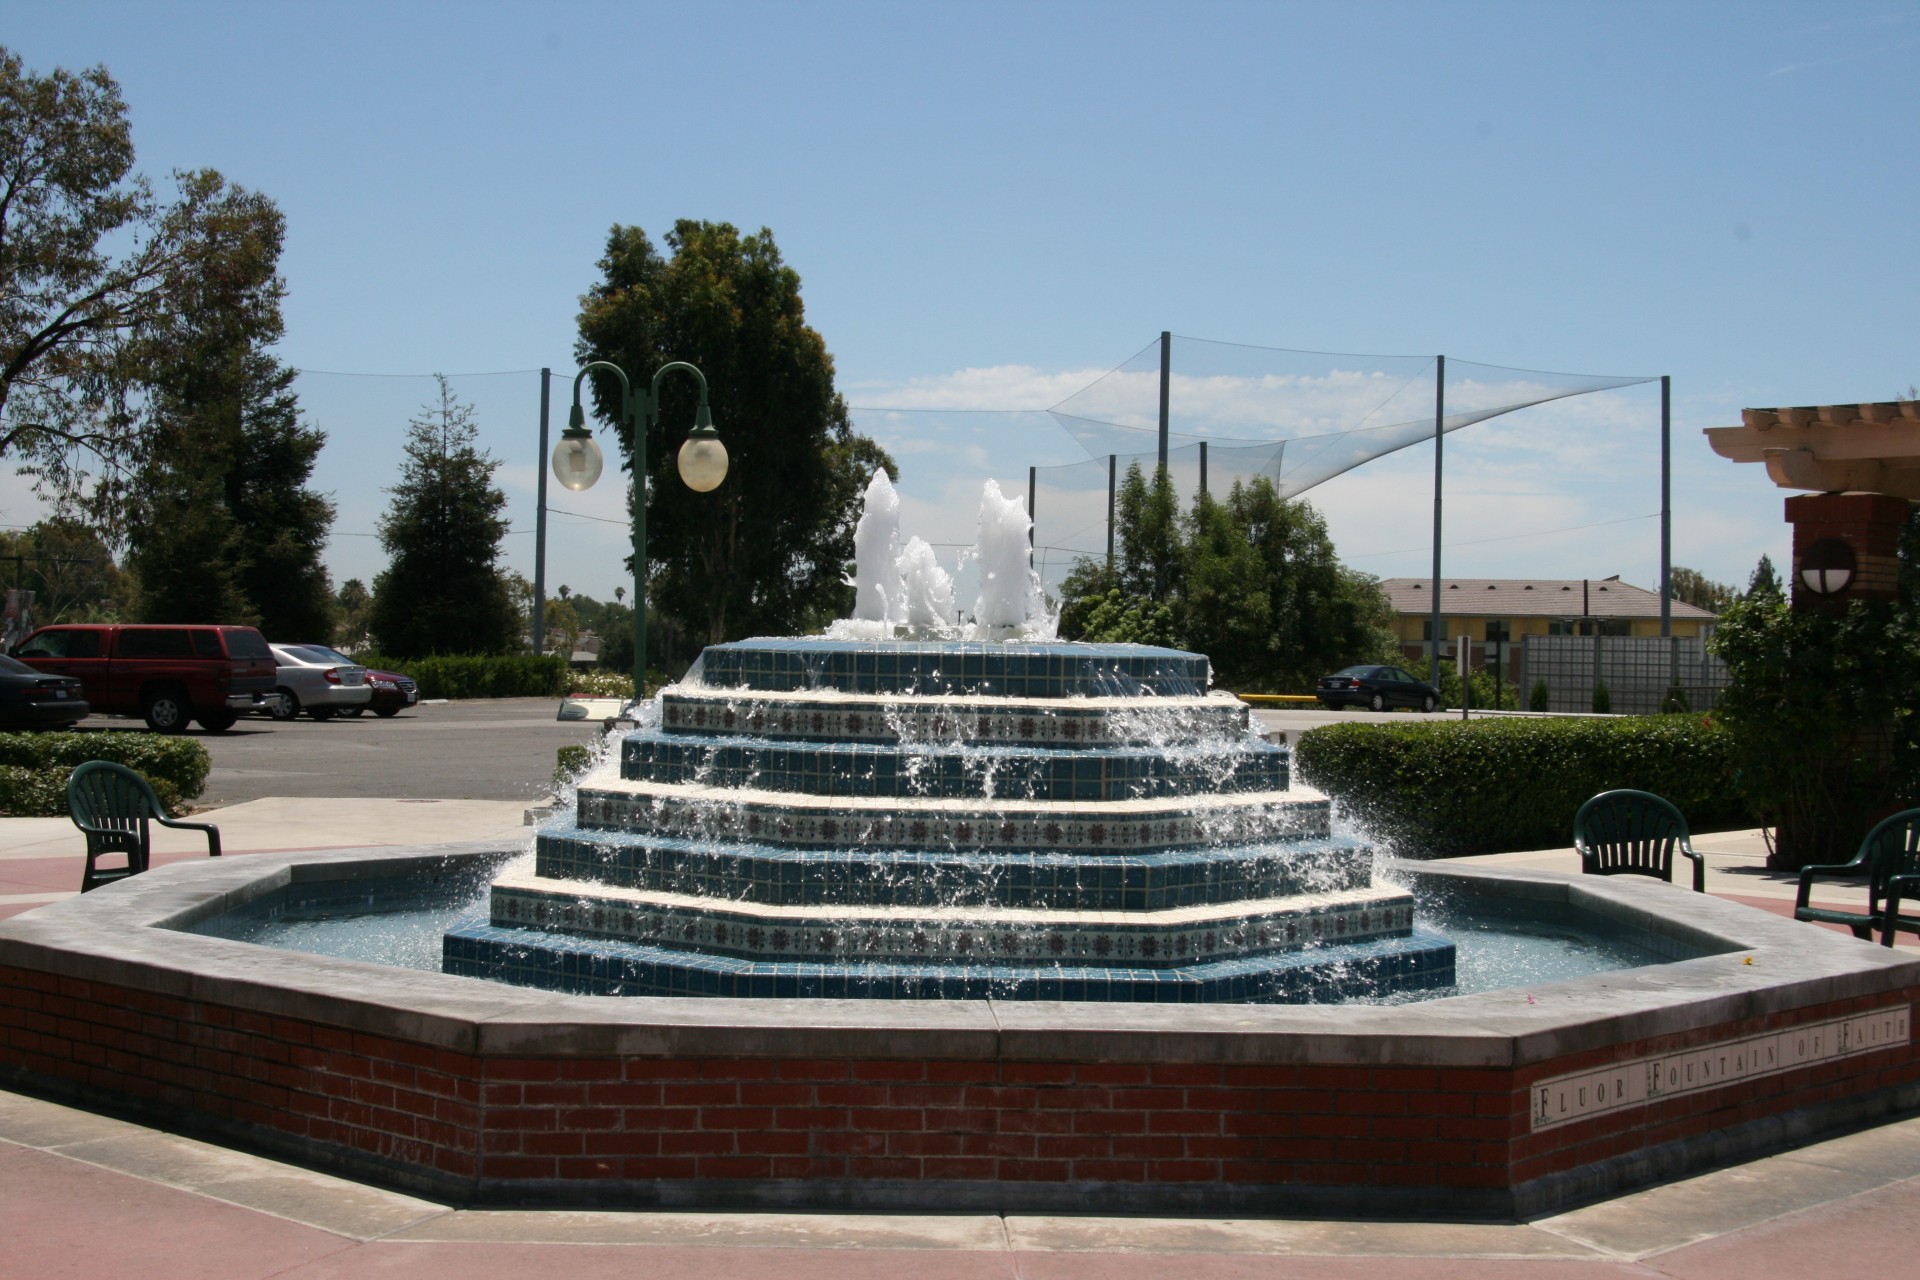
[{"x1": 552, "y1": 360, "x2": 727, "y2": 697}]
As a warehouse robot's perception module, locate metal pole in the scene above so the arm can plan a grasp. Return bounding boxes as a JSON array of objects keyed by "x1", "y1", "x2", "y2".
[
  {"x1": 632, "y1": 387, "x2": 647, "y2": 699},
  {"x1": 1106, "y1": 453, "x2": 1116, "y2": 570},
  {"x1": 1429, "y1": 355, "x2": 1445, "y2": 685},
  {"x1": 1198, "y1": 441, "x2": 1208, "y2": 497},
  {"x1": 1660, "y1": 375, "x2": 1675, "y2": 693},
  {"x1": 1027, "y1": 465, "x2": 1037, "y2": 570},
  {"x1": 1157, "y1": 330, "x2": 1171, "y2": 475},
  {"x1": 533, "y1": 368, "x2": 550, "y2": 655}
]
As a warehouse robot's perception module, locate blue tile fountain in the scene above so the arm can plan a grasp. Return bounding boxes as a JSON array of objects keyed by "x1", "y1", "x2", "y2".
[
  {"x1": 443, "y1": 474, "x2": 1455, "y2": 1001},
  {"x1": 442, "y1": 636, "x2": 1455, "y2": 1001}
]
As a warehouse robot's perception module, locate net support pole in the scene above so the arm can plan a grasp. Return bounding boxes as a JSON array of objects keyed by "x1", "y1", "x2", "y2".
[
  {"x1": 1429, "y1": 355, "x2": 1445, "y2": 685},
  {"x1": 1199, "y1": 441, "x2": 1209, "y2": 497},
  {"x1": 533, "y1": 366, "x2": 551, "y2": 657},
  {"x1": 1157, "y1": 330, "x2": 1171, "y2": 475},
  {"x1": 1028, "y1": 465, "x2": 1037, "y2": 570},
  {"x1": 1106, "y1": 453, "x2": 1117, "y2": 570},
  {"x1": 1658, "y1": 378, "x2": 1674, "y2": 702}
]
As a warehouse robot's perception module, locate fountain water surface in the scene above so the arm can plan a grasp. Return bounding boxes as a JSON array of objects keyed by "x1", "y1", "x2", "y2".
[{"x1": 442, "y1": 477, "x2": 1455, "y2": 1000}]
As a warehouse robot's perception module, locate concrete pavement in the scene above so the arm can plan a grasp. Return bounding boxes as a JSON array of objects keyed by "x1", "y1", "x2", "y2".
[{"x1": 1, "y1": 799, "x2": 1915, "y2": 1276}]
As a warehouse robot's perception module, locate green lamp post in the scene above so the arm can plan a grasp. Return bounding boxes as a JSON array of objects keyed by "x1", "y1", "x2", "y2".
[{"x1": 552, "y1": 360, "x2": 728, "y2": 698}]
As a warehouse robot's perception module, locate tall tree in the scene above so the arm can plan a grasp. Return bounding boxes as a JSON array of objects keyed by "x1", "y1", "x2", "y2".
[
  {"x1": 1669, "y1": 565, "x2": 1735, "y2": 614},
  {"x1": 1060, "y1": 473, "x2": 1396, "y2": 691},
  {"x1": 1115, "y1": 462, "x2": 1182, "y2": 602},
  {"x1": 0, "y1": 48, "x2": 278, "y2": 478},
  {"x1": 335, "y1": 578, "x2": 371, "y2": 651},
  {"x1": 109, "y1": 179, "x2": 333, "y2": 634},
  {"x1": 368, "y1": 376, "x2": 518, "y2": 658},
  {"x1": 1746, "y1": 554, "x2": 1782, "y2": 599},
  {"x1": 0, "y1": 518, "x2": 129, "y2": 625},
  {"x1": 575, "y1": 220, "x2": 892, "y2": 646}
]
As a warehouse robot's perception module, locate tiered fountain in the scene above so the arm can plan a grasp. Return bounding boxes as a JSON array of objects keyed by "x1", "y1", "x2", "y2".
[{"x1": 443, "y1": 475, "x2": 1456, "y2": 1001}]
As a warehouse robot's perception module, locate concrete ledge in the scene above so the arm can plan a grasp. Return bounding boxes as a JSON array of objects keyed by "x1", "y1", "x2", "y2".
[
  {"x1": 1, "y1": 841, "x2": 1914, "y2": 1061},
  {"x1": 0, "y1": 841, "x2": 1914, "y2": 1216}
]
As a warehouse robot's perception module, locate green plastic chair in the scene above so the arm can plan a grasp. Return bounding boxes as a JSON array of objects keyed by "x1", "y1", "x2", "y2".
[
  {"x1": 1794, "y1": 808, "x2": 1920, "y2": 947},
  {"x1": 66, "y1": 760, "x2": 221, "y2": 893},
  {"x1": 1573, "y1": 789, "x2": 1706, "y2": 892}
]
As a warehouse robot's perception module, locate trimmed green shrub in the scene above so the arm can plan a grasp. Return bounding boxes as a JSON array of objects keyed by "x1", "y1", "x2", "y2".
[
  {"x1": 554, "y1": 744, "x2": 593, "y2": 789},
  {"x1": 1591, "y1": 681, "x2": 1612, "y2": 714},
  {"x1": 350, "y1": 652, "x2": 570, "y2": 700},
  {"x1": 0, "y1": 732, "x2": 210, "y2": 816},
  {"x1": 1529, "y1": 679, "x2": 1551, "y2": 712},
  {"x1": 1293, "y1": 714, "x2": 1751, "y2": 857}
]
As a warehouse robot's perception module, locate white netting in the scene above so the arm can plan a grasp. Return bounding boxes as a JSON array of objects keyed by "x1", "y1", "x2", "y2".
[{"x1": 1027, "y1": 337, "x2": 1655, "y2": 587}]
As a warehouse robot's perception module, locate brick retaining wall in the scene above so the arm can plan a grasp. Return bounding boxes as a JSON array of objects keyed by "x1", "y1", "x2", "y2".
[{"x1": 2, "y1": 961, "x2": 1913, "y2": 1214}]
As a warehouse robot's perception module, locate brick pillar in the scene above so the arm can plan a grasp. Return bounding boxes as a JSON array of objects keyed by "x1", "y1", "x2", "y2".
[
  {"x1": 1774, "y1": 492, "x2": 1911, "y2": 868},
  {"x1": 1785, "y1": 492, "x2": 1908, "y2": 609}
]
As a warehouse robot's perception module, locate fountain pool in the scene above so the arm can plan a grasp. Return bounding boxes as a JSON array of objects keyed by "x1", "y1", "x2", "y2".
[
  {"x1": 0, "y1": 834, "x2": 1913, "y2": 1218},
  {"x1": 0, "y1": 477, "x2": 1913, "y2": 1214}
]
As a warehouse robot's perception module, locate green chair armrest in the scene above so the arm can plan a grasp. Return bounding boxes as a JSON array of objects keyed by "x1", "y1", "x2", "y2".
[
  {"x1": 155, "y1": 815, "x2": 220, "y2": 858},
  {"x1": 1796, "y1": 856, "x2": 1873, "y2": 911},
  {"x1": 1680, "y1": 843, "x2": 1706, "y2": 893}
]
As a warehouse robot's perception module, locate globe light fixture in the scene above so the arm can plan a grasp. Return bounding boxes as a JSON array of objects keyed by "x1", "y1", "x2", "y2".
[
  {"x1": 1798, "y1": 537, "x2": 1855, "y2": 596},
  {"x1": 551, "y1": 405, "x2": 605, "y2": 492},
  {"x1": 676, "y1": 404, "x2": 729, "y2": 493},
  {"x1": 557, "y1": 360, "x2": 729, "y2": 697}
]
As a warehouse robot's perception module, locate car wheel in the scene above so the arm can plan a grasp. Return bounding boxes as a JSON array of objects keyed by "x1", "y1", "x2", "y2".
[
  {"x1": 1368, "y1": 692, "x2": 1387, "y2": 712},
  {"x1": 1420, "y1": 694, "x2": 1437, "y2": 713},
  {"x1": 269, "y1": 689, "x2": 300, "y2": 721},
  {"x1": 308, "y1": 707, "x2": 336, "y2": 722},
  {"x1": 142, "y1": 687, "x2": 190, "y2": 734},
  {"x1": 374, "y1": 706, "x2": 402, "y2": 718},
  {"x1": 197, "y1": 710, "x2": 239, "y2": 732}
]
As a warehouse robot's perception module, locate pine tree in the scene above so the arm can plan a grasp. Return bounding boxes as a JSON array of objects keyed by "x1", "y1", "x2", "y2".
[
  {"x1": 1747, "y1": 554, "x2": 1783, "y2": 599},
  {"x1": 368, "y1": 376, "x2": 518, "y2": 658}
]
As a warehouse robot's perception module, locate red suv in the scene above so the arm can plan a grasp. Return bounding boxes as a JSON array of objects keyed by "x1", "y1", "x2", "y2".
[{"x1": 11, "y1": 624, "x2": 277, "y2": 733}]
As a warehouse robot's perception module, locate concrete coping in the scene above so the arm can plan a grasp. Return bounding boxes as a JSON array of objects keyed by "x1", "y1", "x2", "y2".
[{"x1": 1, "y1": 840, "x2": 1912, "y2": 1069}]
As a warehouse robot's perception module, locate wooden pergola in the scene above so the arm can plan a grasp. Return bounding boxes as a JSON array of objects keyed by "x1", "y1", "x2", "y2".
[{"x1": 1706, "y1": 401, "x2": 1920, "y2": 500}]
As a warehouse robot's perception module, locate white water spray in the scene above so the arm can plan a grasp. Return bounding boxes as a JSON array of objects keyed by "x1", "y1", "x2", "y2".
[
  {"x1": 847, "y1": 470, "x2": 902, "y2": 624},
  {"x1": 963, "y1": 479, "x2": 1056, "y2": 640}
]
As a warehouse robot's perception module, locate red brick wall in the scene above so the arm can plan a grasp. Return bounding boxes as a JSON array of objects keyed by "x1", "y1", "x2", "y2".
[{"x1": 0, "y1": 964, "x2": 1913, "y2": 1200}]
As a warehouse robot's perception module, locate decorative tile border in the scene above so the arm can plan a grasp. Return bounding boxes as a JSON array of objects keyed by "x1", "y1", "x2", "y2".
[
  {"x1": 487, "y1": 873, "x2": 1417, "y2": 967},
  {"x1": 532, "y1": 832, "x2": 1374, "y2": 911},
  {"x1": 695, "y1": 639, "x2": 1212, "y2": 698},
  {"x1": 1530, "y1": 1005, "x2": 1913, "y2": 1131},
  {"x1": 575, "y1": 783, "x2": 1332, "y2": 853},
  {"x1": 660, "y1": 690, "x2": 1252, "y2": 747},
  {"x1": 620, "y1": 734, "x2": 1288, "y2": 801},
  {"x1": 443, "y1": 919, "x2": 1458, "y2": 1002}
]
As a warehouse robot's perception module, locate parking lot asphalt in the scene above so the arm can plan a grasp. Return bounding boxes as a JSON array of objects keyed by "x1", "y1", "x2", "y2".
[{"x1": 71, "y1": 698, "x2": 606, "y2": 808}]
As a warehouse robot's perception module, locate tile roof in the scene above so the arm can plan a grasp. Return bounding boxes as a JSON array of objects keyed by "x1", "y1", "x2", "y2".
[{"x1": 1377, "y1": 577, "x2": 1717, "y2": 621}]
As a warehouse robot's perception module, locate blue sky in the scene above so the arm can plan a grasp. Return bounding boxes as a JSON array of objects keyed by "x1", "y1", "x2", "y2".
[{"x1": 8, "y1": 1, "x2": 1918, "y2": 607}]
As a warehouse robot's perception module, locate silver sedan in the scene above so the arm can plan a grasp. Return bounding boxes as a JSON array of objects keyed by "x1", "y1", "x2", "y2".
[{"x1": 266, "y1": 644, "x2": 373, "y2": 721}]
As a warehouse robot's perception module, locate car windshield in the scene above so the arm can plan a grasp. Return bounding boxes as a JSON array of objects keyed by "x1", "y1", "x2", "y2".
[
  {"x1": 0, "y1": 654, "x2": 37, "y2": 676},
  {"x1": 294, "y1": 645, "x2": 355, "y2": 664},
  {"x1": 1332, "y1": 666, "x2": 1379, "y2": 677},
  {"x1": 270, "y1": 646, "x2": 319, "y2": 666}
]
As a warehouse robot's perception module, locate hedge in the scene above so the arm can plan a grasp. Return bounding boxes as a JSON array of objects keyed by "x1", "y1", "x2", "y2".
[
  {"x1": 0, "y1": 733, "x2": 211, "y2": 817},
  {"x1": 349, "y1": 653, "x2": 571, "y2": 700},
  {"x1": 1292, "y1": 714, "x2": 1752, "y2": 857}
]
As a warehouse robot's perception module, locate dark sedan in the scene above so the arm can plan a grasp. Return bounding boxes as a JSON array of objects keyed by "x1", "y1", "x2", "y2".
[
  {"x1": 1316, "y1": 664, "x2": 1442, "y2": 713},
  {"x1": 0, "y1": 653, "x2": 89, "y2": 730}
]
